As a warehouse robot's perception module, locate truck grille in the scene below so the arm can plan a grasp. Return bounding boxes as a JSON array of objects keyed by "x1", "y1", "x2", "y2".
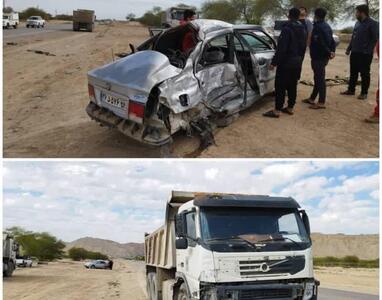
[
  {"x1": 239, "y1": 289, "x2": 292, "y2": 300},
  {"x1": 239, "y1": 256, "x2": 305, "y2": 278}
]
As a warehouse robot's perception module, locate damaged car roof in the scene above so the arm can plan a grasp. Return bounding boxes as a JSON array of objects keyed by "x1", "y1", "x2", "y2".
[{"x1": 190, "y1": 19, "x2": 232, "y2": 36}]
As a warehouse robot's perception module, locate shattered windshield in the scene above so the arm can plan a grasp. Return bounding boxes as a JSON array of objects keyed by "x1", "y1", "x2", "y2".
[{"x1": 200, "y1": 208, "x2": 310, "y2": 252}]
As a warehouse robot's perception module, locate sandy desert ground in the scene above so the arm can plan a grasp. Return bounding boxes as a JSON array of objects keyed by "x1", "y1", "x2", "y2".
[
  {"x1": 3, "y1": 260, "x2": 379, "y2": 300},
  {"x1": 3, "y1": 21, "x2": 379, "y2": 158},
  {"x1": 3, "y1": 259, "x2": 147, "y2": 300}
]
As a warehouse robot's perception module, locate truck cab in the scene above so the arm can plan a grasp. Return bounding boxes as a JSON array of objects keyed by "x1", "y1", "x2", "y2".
[
  {"x1": 145, "y1": 191, "x2": 318, "y2": 300},
  {"x1": 3, "y1": 233, "x2": 19, "y2": 277}
]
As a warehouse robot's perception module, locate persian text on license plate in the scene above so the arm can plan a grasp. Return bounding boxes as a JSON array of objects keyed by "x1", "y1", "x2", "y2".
[{"x1": 101, "y1": 92, "x2": 127, "y2": 109}]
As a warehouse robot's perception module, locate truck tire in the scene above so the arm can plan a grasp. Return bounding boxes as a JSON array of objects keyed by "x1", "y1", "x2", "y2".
[
  {"x1": 87, "y1": 23, "x2": 93, "y2": 32},
  {"x1": 175, "y1": 283, "x2": 189, "y2": 300},
  {"x1": 13, "y1": 24, "x2": 17, "y2": 29},
  {"x1": 4, "y1": 261, "x2": 14, "y2": 277},
  {"x1": 147, "y1": 273, "x2": 160, "y2": 300},
  {"x1": 73, "y1": 23, "x2": 79, "y2": 31}
]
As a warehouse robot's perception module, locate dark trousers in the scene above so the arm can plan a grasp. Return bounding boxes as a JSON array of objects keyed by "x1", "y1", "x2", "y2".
[
  {"x1": 275, "y1": 67, "x2": 300, "y2": 111},
  {"x1": 348, "y1": 52, "x2": 373, "y2": 94},
  {"x1": 310, "y1": 59, "x2": 329, "y2": 104}
]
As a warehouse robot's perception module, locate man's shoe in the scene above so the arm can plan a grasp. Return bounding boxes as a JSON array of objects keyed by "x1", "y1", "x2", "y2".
[
  {"x1": 358, "y1": 94, "x2": 368, "y2": 100},
  {"x1": 340, "y1": 90, "x2": 355, "y2": 95},
  {"x1": 364, "y1": 115, "x2": 379, "y2": 123}
]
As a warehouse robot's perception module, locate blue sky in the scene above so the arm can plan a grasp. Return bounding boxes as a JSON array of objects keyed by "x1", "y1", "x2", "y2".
[{"x1": 3, "y1": 161, "x2": 379, "y2": 243}]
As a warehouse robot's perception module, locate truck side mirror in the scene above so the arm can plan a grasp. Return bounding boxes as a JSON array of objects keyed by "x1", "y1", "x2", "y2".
[
  {"x1": 175, "y1": 213, "x2": 187, "y2": 238},
  {"x1": 301, "y1": 210, "x2": 311, "y2": 236},
  {"x1": 175, "y1": 237, "x2": 188, "y2": 250}
]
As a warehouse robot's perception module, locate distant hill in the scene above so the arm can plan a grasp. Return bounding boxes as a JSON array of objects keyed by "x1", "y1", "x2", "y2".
[
  {"x1": 65, "y1": 237, "x2": 144, "y2": 258},
  {"x1": 311, "y1": 233, "x2": 379, "y2": 260},
  {"x1": 65, "y1": 234, "x2": 379, "y2": 260}
]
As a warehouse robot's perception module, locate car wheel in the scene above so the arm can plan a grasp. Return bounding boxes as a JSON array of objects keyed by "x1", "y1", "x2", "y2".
[
  {"x1": 90, "y1": 265, "x2": 95, "y2": 269},
  {"x1": 175, "y1": 283, "x2": 189, "y2": 300}
]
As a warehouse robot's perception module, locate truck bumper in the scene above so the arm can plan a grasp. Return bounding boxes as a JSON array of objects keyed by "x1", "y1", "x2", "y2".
[
  {"x1": 200, "y1": 279, "x2": 319, "y2": 300},
  {"x1": 86, "y1": 101, "x2": 171, "y2": 146}
]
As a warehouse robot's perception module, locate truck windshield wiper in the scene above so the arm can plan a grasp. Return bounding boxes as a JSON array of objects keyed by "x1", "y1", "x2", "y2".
[
  {"x1": 205, "y1": 236, "x2": 261, "y2": 250},
  {"x1": 256, "y1": 236, "x2": 304, "y2": 250}
]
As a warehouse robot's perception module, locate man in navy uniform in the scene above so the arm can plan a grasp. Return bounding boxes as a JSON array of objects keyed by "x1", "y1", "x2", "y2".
[{"x1": 263, "y1": 8, "x2": 307, "y2": 118}]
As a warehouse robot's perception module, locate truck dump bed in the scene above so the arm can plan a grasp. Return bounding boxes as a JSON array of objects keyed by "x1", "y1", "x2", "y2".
[
  {"x1": 144, "y1": 191, "x2": 200, "y2": 269},
  {"x1": 73, "y1": 10, "x2": 95, "y2": 23}
]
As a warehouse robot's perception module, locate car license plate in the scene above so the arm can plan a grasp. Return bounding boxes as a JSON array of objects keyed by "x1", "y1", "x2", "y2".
[{"x1": 101, "y1": 91, "x2": 127, "y2": 110}]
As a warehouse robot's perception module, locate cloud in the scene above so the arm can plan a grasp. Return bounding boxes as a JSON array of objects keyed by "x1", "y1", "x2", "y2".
[{"x1": 3, "y1": 161, "x2": 379, "y2": 243}]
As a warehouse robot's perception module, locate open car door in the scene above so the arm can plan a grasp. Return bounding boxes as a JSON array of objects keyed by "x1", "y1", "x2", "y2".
[{"x1": 235, "y1": 30, "x2": 276, "y2": 96}]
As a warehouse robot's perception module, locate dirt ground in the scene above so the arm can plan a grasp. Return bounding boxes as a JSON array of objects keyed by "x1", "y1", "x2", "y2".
[
  {"x1": 315, "y1": 267, "x2": 379, "y2": 295},
  {"x1": 3, "y1": 22, "x2": 379, "y2": 158},
  {"x1": 3, "y1": 259, "x2": 147, "y2": 300},
  {"x1": 4, "y1": 260, "x2": 378, "y2": 299}
]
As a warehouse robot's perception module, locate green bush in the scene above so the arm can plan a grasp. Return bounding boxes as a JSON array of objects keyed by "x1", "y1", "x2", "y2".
[
  {"x1": 314, "y1": 256, "x2": 378, "y2": 268},
  {"x1": 68, "y1": 247, "x2": 108, "y2": 261},
  {"x1": 340, "y1": 26, "x2": 354, "y2": 34}
]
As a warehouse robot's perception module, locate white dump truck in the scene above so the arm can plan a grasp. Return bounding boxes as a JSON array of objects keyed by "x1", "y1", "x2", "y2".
[
  {"x1": 161, "y1": 6, "x2": 197, "y2": 28},
  {"x1": 3, "y1": 13, "x2": 19, "y2": 29},
  {"x1": 145, "y1": 191, "x2": 318, "y2": 300},
  {"x1": 73, "y1": 9, "x2": 95, "y2": 32},
  {"x1": 3, "y1": 233, "x2": 19, "y2": 277}
]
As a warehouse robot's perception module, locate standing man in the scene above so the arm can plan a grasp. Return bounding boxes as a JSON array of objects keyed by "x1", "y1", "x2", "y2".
[
  {"x1": 299, "y1": 6, "x2": 313, "y2": 47},
  {"x1": 263, "y1": 8, "x2": 307, "y2": 118},
  {"x1": 302, "y1": 8, "x2": 336, "y2": 109},
  {"x1": 341, "y1": 4, "x2": 379, "y2": 100}
]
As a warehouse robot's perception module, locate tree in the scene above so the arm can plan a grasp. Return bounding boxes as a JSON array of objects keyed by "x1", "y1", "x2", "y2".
[
  {"x1": 138, "y1": 6, "x2": 164, "y2": 27},
  {"x1": 19, "y1": 7, "x2": 52, "y2": 20},
  {"x1": 202, "y1": 0, "x2": 239, "y2": 23},
  {"x1": 3, "y1": 6, "x2": 14, "y2": 13},
  {"x1": 126, "y1": 13, "x2": 136, "y2": 21},
  {"x1": 344, "y1": 0, "x2": 379, "y2": 19},
  {"x1": 6, "y1": 227, "x2": 65, "y2": 261},
  {"x1": 68, "y1": 247, "x2": 108, "y2": 261}
]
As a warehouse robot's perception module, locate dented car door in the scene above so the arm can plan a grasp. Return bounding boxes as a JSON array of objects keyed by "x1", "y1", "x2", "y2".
[
  {"x1": 194, "y1": 33, "x2": 242, "y2": 110},
  {"x1": 236, "y1": 30, "x2": 276, "y2": 96}
]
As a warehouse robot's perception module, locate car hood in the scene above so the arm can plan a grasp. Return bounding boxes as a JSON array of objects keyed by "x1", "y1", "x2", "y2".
[{"x1": 88, "y1": 50, "x2": 181, "y2": 95}]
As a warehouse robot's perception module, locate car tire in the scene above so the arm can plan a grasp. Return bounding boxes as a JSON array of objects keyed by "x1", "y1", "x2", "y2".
[
  {"x1": 90, "y1": 265, "x2": 95, "y2": 269},
  {"x1": 147, "y1": 272, "x2": 160, "y2": 300},
  {"x1": 175, "y1": 283, "x2": 189, "y2": 300}
]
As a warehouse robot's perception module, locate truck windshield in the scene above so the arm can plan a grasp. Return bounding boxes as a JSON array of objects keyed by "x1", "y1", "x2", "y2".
[
  {"x1": 200, "y1": 208, "x2": 310, "y2": 252},
  {"x1": 3, "y1": 16, "x2": 9, "y2": 19}
]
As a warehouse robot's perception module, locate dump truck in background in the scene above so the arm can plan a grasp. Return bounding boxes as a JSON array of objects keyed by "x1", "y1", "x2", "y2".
[
  {"x1": 3, "y1": 233, "x2": 19, "y2": 277},
  {"x1": 73, "y1": 9, "x2": 95, "y2": 32},
  {"x1": 145, "y1": 191, "x2": 318, "y2": 300}
]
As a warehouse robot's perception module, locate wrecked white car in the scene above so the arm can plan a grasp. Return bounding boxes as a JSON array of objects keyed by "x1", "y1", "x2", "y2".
[{"x1": 86, "y1": 20, "x2": 276, "y2": 146}]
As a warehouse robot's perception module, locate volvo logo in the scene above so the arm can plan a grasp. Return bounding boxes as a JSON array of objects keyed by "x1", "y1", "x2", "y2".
[
  {"x1": 105, "y1": 82, "x2": 112, "y2": 91},
  {"x1": 260, "y1": 263, "x2": 270, "y2": 273}
]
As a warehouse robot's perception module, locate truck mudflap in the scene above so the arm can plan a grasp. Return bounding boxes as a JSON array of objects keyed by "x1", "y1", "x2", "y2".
[
  {"x1": 86, "y1": 101, "x2": 171, "y2": 146},
  {"x1": 200, "y1": 280, "x2": 319, "y2": 300}
]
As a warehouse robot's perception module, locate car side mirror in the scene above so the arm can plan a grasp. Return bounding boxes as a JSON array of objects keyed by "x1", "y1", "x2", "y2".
[
  {"x1": 175, "y1": 237, "x2": 188, "y2": 249},
  {"x1": 301, "y1": 210, "x2": 311, "y2": 236}
]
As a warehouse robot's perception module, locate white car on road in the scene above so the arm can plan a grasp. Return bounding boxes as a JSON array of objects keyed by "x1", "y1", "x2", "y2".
[
  {"x1": 26, "y1": 16, "x2": 45, "y2": 28},
  {"x1": 16, "y1": 257, "x2": 33, "y2": 268},
  {"x1": 84, "y1": 260, "x2": 111, "y2": 269}
]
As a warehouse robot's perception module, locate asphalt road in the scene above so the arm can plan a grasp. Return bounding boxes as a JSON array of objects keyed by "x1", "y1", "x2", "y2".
[
  {"x1": 3, "y1": 23, "x2": 73, "y2": 39},
  {"x1": 320, "y1": 288, "x2": 378, "y2": 300}
]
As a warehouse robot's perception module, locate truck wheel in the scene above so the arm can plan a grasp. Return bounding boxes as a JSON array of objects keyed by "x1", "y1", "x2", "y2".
[
  {"x1": 4, "y1": 261, "x2": 14, "y2": 277},
  {"x1": 6, "y1": 23, "x2": 10, "y2": 29},
  {"x1": 147, "y1": 273, "x2": 160, "y2": 300},
  {"x1": 13, "y1": 24, "x2": 17, "y2": 29},
  {"x1": 175, "y1": 283, "x2": 189, "y2": 300}
]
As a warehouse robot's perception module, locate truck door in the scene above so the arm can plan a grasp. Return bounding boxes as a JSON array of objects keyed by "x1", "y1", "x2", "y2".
[
  {"x1": 194, "y1": 33, "x2": 242, "y2": 109},
  {"x1": 177, "y1": 210, "x2": 204, "y2": 295},
  {"x1": 234, "y1": 30, "x2": 276, "y2": 96}
]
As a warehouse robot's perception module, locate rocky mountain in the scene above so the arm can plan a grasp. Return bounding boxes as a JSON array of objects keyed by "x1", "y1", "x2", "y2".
[{"x1": 65, "y1": 237, "x2": 144, "y2": 258}]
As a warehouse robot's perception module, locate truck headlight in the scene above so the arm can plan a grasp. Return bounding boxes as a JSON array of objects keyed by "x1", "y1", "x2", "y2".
[{"x1": 303, "y1": 282, "x2": 315, "y2": 300}]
